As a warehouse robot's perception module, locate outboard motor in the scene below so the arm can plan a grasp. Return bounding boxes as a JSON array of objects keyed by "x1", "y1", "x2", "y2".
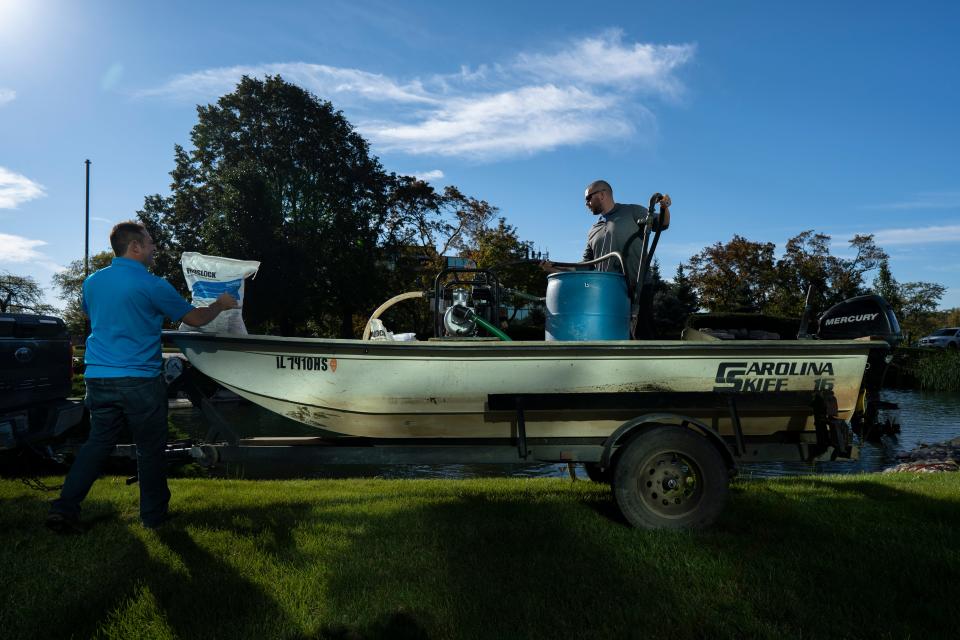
[
  {"x1": 817, "y1": 294, "x2": 902, "y2": 440},
  {"x1": 816, "y1": 294, "x2": 902, "y2": 346}
]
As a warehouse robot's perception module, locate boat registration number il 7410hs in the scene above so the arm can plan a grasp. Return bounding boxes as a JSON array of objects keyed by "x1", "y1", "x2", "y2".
[{"x1": 275, "y1": 355, "x2": 338, "y2": 372}]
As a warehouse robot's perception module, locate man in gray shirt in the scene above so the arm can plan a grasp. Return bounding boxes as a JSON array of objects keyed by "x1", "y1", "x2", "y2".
[{"x1": 546, "y1": 180, "x2": 670, "y2": 338}]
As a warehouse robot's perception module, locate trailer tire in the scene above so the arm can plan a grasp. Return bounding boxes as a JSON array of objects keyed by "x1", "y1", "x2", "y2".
[{"x1": 613, "y1": 425, "x2": 728, "y2": 529}]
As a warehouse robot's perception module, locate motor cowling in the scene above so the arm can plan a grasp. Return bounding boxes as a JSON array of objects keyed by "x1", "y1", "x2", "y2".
[{"x1": 816, "y1": 295, "x2": 902, "y2": 346}]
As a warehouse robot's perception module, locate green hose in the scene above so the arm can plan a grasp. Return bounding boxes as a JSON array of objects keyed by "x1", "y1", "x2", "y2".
[{"x1": 473, "y1": 315, "x2": 513, "y2": 341}]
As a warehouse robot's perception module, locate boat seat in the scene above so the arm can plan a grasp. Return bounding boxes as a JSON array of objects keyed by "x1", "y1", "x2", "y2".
[{"x1": 680, "y1": 327, "x2": 721, "y2": 342}]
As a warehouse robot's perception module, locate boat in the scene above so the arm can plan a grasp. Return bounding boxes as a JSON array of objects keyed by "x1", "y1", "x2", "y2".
[
  {"x1": 166, "y1": 331, "x2": 885, "y2": 442},
  {"x1": 162, "y1": 202, "x2": 901, "y2": 529},
  {"x1": 166, "y1": 199, "x2": 899, "y2": 445}
]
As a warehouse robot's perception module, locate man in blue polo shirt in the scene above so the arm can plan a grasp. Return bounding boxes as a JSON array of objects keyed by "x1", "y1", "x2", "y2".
[{"x1": 47, "y1": 221, "x2": 237, "y2": 533}]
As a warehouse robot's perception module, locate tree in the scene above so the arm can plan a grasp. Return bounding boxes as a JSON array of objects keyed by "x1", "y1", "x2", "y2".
[
  {"x1": 685, "y1": 235, "x2": 777, "y2": 312},
  {"x1": 371, "y1": 184, "x2": 544, "y2": 337},
  {"x1": 50, "y1": 251, "x2": 114, "y2": 335},
  {"x1": 653, "y1": 263, "x2": 699, "y2": 338},
  {"x1": 140, "y1": 75, "x2": 393, "y2": 337},
  {"x1": 767, "y1": 230, "x2": 832, "y2": 317},
  {"x1": 871, "y1": 258, "x2": 901, "y2": 308},
  {"x1": 467, "y1": 218, "x2": 545, "y2": 288},
  {"x1": 686, "y1": 231, "x2": 892, "y2": 318},
  {"x1": 943, "y1": 308, "x2": 960, "y2": 328},
  {"x1": 825, "y1": 234, "x2": 888, "y2": 305},
  {"x1": 896, "y1": 281, "x2": 946, "y2": 342},
  {"x1": 0, "y1": 271, "x2": 56, "y2": 314}
]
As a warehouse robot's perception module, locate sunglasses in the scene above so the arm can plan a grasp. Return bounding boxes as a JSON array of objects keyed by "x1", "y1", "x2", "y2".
[{"x1": 585, "y1": 189, "x2": 606, "y2": 202}]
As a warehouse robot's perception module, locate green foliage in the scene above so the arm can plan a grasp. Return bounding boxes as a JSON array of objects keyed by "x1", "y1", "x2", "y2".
[
  {"x1": 50, "y1": 251, "x2": 114, "y2": 336},
  {"x1": 654, "y1": 263, "x2": 700, "y2": 338},
  {"x1": 71, "y1": 373, "x2": 85, "y2": 398},
  {"x1": 911, "y1": 349, "x2": 960, "y2": 391},
  {"x1": 686, "y1": 231, "x2": 892, "y2": 318},
  {"x1": 3, "y1": 474, "x2": 960, "y2": 639},
  {"x1": 0, "y1": 271, "x2": 56, "y2": 315},
  {"x1": 765, "y1": 230, "x2": 832, "y2": 316},
  {"x1": 870, "y1": 259, "x2": 946, "y2": 342},
  {"x1": 466, "y1": 217, "x2": 547, "y2": 329},
  {"x1": 872, "y1": 259, "x2": 901, "y2": 308},
  {"x1": 134, "y1": 75, "x2": 541, "y2": 339},
  {"x1": 139, "y1": 75, "x2": 393, "y2": 337},
  {"x1": 826, "y1": 233, "x2": 888, "y2": 303},
  {"x1": 686, "y1": 235, "x2": 777, "y2": 312},
  {"x1": 898, "y1": 281, "x2": 947, "y2": 341}
]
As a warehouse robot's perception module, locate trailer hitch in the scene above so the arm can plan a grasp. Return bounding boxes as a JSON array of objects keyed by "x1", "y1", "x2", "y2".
[{"x1": 119, "y1": 439, "x2": 198, "y2": 485}]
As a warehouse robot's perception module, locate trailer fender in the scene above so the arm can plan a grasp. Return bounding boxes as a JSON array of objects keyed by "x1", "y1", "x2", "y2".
[{"x1": 600, "y1": 413, "x2": 737, "y2": 473}]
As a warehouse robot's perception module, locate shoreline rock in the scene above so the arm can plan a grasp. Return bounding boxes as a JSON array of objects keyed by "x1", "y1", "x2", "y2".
[{"x1": 883, "y1": 436, "x2": 960, "y2": 473}]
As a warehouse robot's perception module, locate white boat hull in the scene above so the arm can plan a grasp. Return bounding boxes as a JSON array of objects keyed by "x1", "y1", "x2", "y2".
[{"x1": 168, "y1": 333, "x2": 883, "y2": 441}]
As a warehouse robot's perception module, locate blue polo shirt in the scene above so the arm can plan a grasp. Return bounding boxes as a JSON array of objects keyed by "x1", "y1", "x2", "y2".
[{"x1": 82, "y1": 257, "x2": 194, "y2": 378}]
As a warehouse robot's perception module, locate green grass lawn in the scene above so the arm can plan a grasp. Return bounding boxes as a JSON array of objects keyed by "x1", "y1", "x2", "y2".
[{"x1": 2, "y1": 473, "x2": 958, "y2": 639}]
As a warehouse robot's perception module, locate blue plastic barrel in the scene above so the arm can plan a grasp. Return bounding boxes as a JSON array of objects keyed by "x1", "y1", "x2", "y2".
[{"x1": 545, "y1": 271, "x2": 630, "y2": 341}]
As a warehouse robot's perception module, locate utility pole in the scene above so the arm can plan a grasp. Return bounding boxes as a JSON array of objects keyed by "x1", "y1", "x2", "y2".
[
  {"x1": 84, "y1": 159, "x2": 91, "y2": 279},
  {"x1": 83, "y1": 159, "x2": 92, "y2": 343}
]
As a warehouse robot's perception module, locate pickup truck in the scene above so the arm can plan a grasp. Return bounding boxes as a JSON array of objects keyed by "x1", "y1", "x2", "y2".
[{"x1": 1, "y1": 313, "x2": 85, "y2": 451}]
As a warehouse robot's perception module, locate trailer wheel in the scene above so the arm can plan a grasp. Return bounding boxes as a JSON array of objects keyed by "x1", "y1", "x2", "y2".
[{"x1": 613, "y1": 425, "x2": 728, "y2": 529}]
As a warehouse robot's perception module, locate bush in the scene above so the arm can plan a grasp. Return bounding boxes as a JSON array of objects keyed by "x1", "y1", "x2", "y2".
[{"x1": 911, "y1": 348, "x2": 960, "y2": 391}]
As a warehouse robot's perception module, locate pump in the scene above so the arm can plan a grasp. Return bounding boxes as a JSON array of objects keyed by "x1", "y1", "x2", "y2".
[{"x1": 433, "y1": 267, "x2": 508, "y2": 339}]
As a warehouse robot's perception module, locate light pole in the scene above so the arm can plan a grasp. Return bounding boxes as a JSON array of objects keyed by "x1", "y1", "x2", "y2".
[{"x1": 84, "y1": 159, "x2": 91, "y2": 279}]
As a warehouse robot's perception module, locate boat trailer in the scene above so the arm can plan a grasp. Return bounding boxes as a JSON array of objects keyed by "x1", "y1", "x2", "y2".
[{"x1": 113, "y1": 369, "x2": 856, "y2": 529}]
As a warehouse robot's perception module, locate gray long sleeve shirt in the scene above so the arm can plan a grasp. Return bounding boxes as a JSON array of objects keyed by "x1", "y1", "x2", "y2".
[{"x1": 582, "y1": 203, "x2": 651, "y2": 294}]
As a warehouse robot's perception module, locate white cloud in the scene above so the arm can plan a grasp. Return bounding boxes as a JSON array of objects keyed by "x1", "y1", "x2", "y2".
[
  {"x1": 0, "y1": 233, "x2": 63, "y2": 274},
  {"x1": 91, "y1": 216, "x2": 112, "y2": 224},
  {"x1": 0, "y1": 88, "x2": 15, "y2": 106},
  {"x1": 136, "y1": 62, "x2": 437, "y2": 105},
  {"x1": 411, "y1": 170, "x2": 445, "y2": 182},
  {"x1": 0, "y1": 232, "x2": 48, "y2": 262},
  {"x1": 862, "y1": 192, "x2": 960, "y2": 211},
  {"x1": 362, "y1": 85, "x2": 637, "y2": 158},
  {"x1": 870, "y1": 224, "x2": 960, "y2": 246},
  {"x1": 514, "y1": 30, "x2": 695, "y2": 96},
  {"x1": 137, "y1": 31, "x2": 693, "y2": 160},
  {"x1": 0, "y1": 167, "x2": 46, "y2": 208}
]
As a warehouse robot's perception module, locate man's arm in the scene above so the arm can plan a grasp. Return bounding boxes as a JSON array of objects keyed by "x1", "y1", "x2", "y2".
[
  {"x1": 181, "y1": 292, "x2": 239, "y2": 327},
  {"x1": 539, "y1": 236, "x2": 598, "y2": 273}
]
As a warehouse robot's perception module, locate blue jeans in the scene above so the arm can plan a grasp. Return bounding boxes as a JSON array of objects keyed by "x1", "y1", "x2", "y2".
[{"x1": 52, "y1": 375, "x2": 170, "y2": 526}]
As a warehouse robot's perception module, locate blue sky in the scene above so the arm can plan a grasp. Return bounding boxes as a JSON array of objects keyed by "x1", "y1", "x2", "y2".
[{"x1": 2, "y1": 0, "x2": 958, "y2": 310}]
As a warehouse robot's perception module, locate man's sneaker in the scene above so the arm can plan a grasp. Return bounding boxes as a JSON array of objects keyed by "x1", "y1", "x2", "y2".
[{"x1": 45, "y1": 512, "x2": 85, "y2": 535}]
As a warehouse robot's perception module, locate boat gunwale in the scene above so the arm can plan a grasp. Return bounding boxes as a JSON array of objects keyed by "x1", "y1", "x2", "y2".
[{"x1": 164, "y1": 330, "x2": 887, "y2": 357}]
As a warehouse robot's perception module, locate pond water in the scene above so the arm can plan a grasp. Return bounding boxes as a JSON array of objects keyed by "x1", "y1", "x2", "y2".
[
  {"x1": 739, "y1": 389, "x2": 960, "y2": 478},
  {"x1": 168, "y1": 389, "x2": 960, "y2": 480}
]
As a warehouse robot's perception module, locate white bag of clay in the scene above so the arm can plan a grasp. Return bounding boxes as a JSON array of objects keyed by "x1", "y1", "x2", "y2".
[{"x1": 178, "y1": 252, "x2": 260, "y2": 334}]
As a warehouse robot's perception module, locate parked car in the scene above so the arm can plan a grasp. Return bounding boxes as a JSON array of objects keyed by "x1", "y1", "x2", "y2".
[
  {"x1": 1, "y1": 312, "x2": 85, "y2": 451},
  {"x1": 917, "y1": 327, "x2": 960, "y2": 349}
]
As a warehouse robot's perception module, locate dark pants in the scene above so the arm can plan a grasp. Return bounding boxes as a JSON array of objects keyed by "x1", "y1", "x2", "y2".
[{"x1": 51, "y1": 375, "x2": 170, "y2": 526}]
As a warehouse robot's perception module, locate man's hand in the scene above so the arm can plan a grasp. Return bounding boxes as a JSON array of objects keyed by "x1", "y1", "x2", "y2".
[
  {"x1": 655, "y1": 194, "x2": 671, "y2": 232},
  {"x1": 213, "y1": 292, "x2": 240, "y2": 311},
  {"x1": 181, "y1": 292, "x2": 239, "y2": 327}
]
